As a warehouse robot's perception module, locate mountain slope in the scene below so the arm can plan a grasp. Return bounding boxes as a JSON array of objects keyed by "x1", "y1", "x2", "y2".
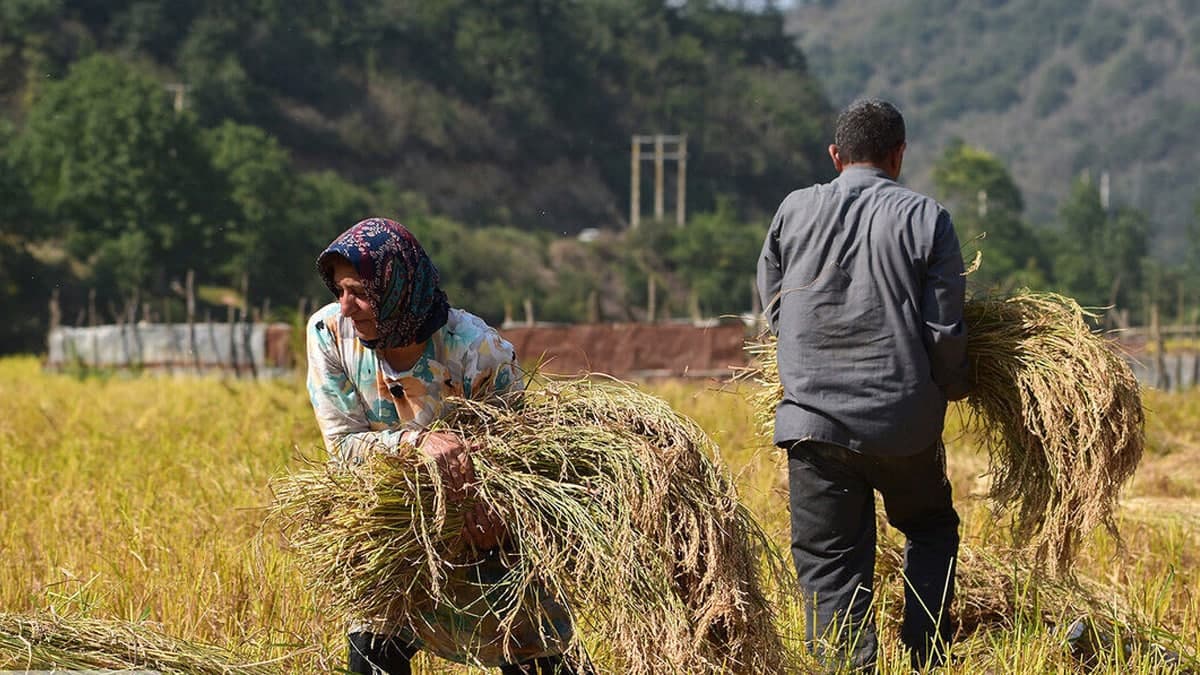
[{"x1": 788, "y1": 0, "x2": 1200, "y2": 257}]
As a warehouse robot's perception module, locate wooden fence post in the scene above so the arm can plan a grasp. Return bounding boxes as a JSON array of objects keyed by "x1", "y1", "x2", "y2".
[
  {"x1": 1192, "y1": 301, "x2": 1200, "y2": 390},
  {"x1": 187, "y1": 270, "x2": 199, "y2": 372},
  {"x1": 244, "y1": 306, "x2": 259, "y2": 379},
  {"x1": 1152, "y1": 304, "x2": 1169, "y2": 390},
  {"x1": 227, "y1": 303, "x2": 239, "y2": 377},
  {"x1": 587, "y1": 290, "x2": 600, "y2": 324},
  {"x1": 129, "y1": 290, "x2": 144, "y2": 367},
  {"x1": 688, "y1": 290, "x2": 701, "y2": 323},
  {"x1": 647, "y1": 275, "x2": 657, "y2": 324},
  {"x1": 48, "y1": 288, "x2": 61, "y2": 360},
  {"x1": 206, "y1": 310, "x2": 217, "y2": 375},
  {"x1": 239, "y1": 274, "x2": 256, "y2": 378}
]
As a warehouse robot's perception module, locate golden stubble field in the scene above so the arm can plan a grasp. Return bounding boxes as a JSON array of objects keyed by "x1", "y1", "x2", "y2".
[{"x1": 0, "y1": 356, "x2": 1196, "y2": 673}]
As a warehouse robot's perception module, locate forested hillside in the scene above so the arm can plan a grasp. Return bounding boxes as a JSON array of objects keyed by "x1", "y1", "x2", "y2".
[
  {"x1": 788, "y1": 0, "x2": 1200, "y2": 257},
  {"x1": 2, "y1": 0, "x2": 831, "y2": 229},
  {"x1": 0, "y1": 1, "x2": 834, "y2": 352}
]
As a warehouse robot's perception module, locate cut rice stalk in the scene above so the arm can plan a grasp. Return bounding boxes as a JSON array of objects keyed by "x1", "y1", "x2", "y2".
[{"x1": 0, "y1": 612, "x2": 279, "y2": 674}]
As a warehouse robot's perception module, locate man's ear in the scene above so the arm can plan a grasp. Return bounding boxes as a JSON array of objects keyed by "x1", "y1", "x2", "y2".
[
  {"x1": 887, "y1": 142, "x2": 907, "y2": 180},
  {"x1": 828, "y1": 144, "x2": 844, "y2": 173}
]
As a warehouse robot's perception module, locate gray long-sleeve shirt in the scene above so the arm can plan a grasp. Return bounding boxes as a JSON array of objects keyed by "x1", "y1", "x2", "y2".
[{"x1": 757, "y1": 166, "x2": 969, "y2": 456}]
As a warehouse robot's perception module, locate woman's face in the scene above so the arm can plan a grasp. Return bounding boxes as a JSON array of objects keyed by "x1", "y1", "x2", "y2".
[{"x1": 329, "y1": 257, "x2": 379, "y2": 340}]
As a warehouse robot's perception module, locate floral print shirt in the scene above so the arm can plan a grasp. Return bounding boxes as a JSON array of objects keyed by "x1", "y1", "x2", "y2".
[
  {"x1": 305, "y1": 302, "x2": 571, "y2": 665},
  {"x1": 307, "y1": 303, "x2": 522, "y2": 464}
]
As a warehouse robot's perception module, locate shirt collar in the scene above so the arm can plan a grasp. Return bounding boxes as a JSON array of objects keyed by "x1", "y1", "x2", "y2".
[{"x1": 838, "y1": 165, "x2": 893, "y2": 181}]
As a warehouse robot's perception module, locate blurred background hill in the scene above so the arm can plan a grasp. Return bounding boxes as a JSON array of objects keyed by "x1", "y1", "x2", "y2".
[
  {"x1": 1, "y1": 0, "x2": 832, "y2": 230},
  {"x1": 788, "y1": 0, "x2": 1200, "y2": 259}
]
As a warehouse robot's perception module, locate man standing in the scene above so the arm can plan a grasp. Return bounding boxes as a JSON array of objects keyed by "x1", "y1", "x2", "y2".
[{"x1": 757, "y1": 99, "x2": 969, "y2": 671}]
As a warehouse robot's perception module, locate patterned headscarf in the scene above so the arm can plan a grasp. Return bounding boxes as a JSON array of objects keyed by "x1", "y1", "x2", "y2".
[{"x1": 317, "y1": 218, "x2": 449, "y2": 349}]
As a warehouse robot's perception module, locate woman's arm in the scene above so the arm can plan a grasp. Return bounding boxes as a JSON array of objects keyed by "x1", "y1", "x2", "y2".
[
  {"x1": 306, "y1": 312, "x2": 420, "y2": 464},
  {"x1": 306, "y1": 311, "x2": 483, "y2": 498}
]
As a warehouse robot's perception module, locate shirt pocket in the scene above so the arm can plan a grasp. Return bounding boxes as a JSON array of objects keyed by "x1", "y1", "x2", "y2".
[{"x1": 782, "y1": 261, "x2": 884, "y2": 345}]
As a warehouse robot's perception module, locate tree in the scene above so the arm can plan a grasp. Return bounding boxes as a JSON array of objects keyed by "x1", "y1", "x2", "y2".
[
  {"x1": 0, "y1": 118, "x2": 52, "y2": 353},
  {"x1": 665, "y1": 199, "x2": 763, "y2": 316},
  {"x1": 0, "y1": 119, "x2": 33, "y2": 236},
  {"x1": 931, "y1": 140, "x2": 1046, "y2": 290},
  {"x1": 176, "y1": 16, "x2": 259, "y2": 125},
  {"x1": 932, "y1": 140, "x2": 1023, "y2": 217},
  {"x1": 1052, "y1": 177, "x2": 1150, "y2": 309},
  {"x1": 1186, "y1": 198, "x2": 1200, "y2": 290},
  {"x1": 11, "y1": 54, "x2": 223, "y2": 295},
  {"x1": 203, "y1": 121, "x2": 303, "y2": 302},
  {"x1": 290, "y1": 171, "x2": 393, "y2": 302}
]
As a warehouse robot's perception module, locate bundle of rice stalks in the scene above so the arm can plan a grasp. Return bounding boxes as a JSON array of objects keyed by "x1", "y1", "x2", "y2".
[
  {"x1": 740, "y1": 291, "x2": 1144, "y2": 573},
  {"x1": 270, "y1": 377, "x2": 791, "y2": 674},
  {"x1": 961, "y1": 292, "x2": 1143, "y2": 572},
  {"x1": 0, "y1": 612, "x2": 276, "y2": 674}
]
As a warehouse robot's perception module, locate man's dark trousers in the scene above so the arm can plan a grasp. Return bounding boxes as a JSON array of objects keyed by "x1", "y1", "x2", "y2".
[{"x1": 788, "y1": 440, "x2": 959, "y2": 671}]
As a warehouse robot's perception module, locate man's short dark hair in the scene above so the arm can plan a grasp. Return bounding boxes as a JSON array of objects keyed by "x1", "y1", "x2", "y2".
[{"x1": 834, "y1": 99, "x2": 906, "y2": 164}]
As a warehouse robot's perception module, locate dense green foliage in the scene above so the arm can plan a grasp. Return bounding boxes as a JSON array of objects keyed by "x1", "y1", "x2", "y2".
[
  {"x1": 2, "y1": 0, "x2": 833, "y2": 228},
  {"x1": 930, "y1": 140, "x2": 1162, "y2": 315},
  {"x1": 12, "y1": 56, "x2": 222, "y2": 293},
  {"x1": 0, "y1": 2, "x2": 833, "y2": 352},
  {"x1": 932, "y1": 141, "x2": 1047, "y2": 292}
]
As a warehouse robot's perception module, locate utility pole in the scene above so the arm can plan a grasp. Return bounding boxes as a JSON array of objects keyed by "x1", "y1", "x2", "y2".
[
  {"x1": 629, "y1": 134, "x2": 687, "y2": 228},
  {"x1": 630, "y1": 137, "x2": 641, "y2": 228},
  {"x1": 164, "y1": 83, "x2": 189, "y2": 113}
]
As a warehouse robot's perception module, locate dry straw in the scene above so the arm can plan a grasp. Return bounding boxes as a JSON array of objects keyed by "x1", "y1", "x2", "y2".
[
  {"x1": 875, "y1": 534, "x2": 1197, "y2": 671},
  {"x1": 0, "y1": 612, "x2": 276, "y2": 674},
  {"x1": 960, "y1": 292, "x2": 1143, "y2": 571},
  {"x1": 873, "y1": 538, "x2": 1114, "y2": 635},
  {"x1": 743, "y1": 291, "x2": 1145, "y2": 573},
  {"x1": 270, "y1": 377, "x2": 792, "y2": 674}
]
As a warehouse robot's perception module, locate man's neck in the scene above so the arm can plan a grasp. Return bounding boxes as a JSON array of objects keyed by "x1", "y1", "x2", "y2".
[{"x1": 841, "y1": 162, "x2": 896, "y2": 179}]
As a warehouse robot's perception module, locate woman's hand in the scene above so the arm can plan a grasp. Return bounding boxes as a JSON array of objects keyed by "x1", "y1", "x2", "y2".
[
  {"x1": 418, "y1": 431, "x2": 474, "y2": 497},
  {"x1": 417, "y1": 431, "x2": 506, "y2": 550},
  {"x1": 462, "y1": 498, "x2": 505, "y2": 551}
]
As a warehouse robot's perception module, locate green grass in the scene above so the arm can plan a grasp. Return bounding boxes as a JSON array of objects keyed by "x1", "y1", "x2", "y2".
[{"x1": 0, "y1": 357, "x2": 1196, "y2": 672}]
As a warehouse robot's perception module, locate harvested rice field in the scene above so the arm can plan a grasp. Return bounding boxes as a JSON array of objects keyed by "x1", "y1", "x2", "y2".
[{"x1": 0, "y1": 355, "x2": 1196, "y2": 673}]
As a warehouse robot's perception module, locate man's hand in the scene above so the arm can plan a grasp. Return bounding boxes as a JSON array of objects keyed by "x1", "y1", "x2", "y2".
[{"x1": 417, "y1": 431, "x2": 506, "y2": 550}]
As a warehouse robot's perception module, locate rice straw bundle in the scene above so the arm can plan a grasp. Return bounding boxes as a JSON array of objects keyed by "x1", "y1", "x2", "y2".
[
  {"x1": 270, "y1": 377, "x2": 790, "y2": 674},
  {"x1": 960, "y1": 292, "x2": 1143, "y2": 571},
  {"x1": 741, "y1": 291, "x2": 1144, "y2": 573},
  {"x1": 0, "y1": 612, "x2": 276, "y2": 674}
]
